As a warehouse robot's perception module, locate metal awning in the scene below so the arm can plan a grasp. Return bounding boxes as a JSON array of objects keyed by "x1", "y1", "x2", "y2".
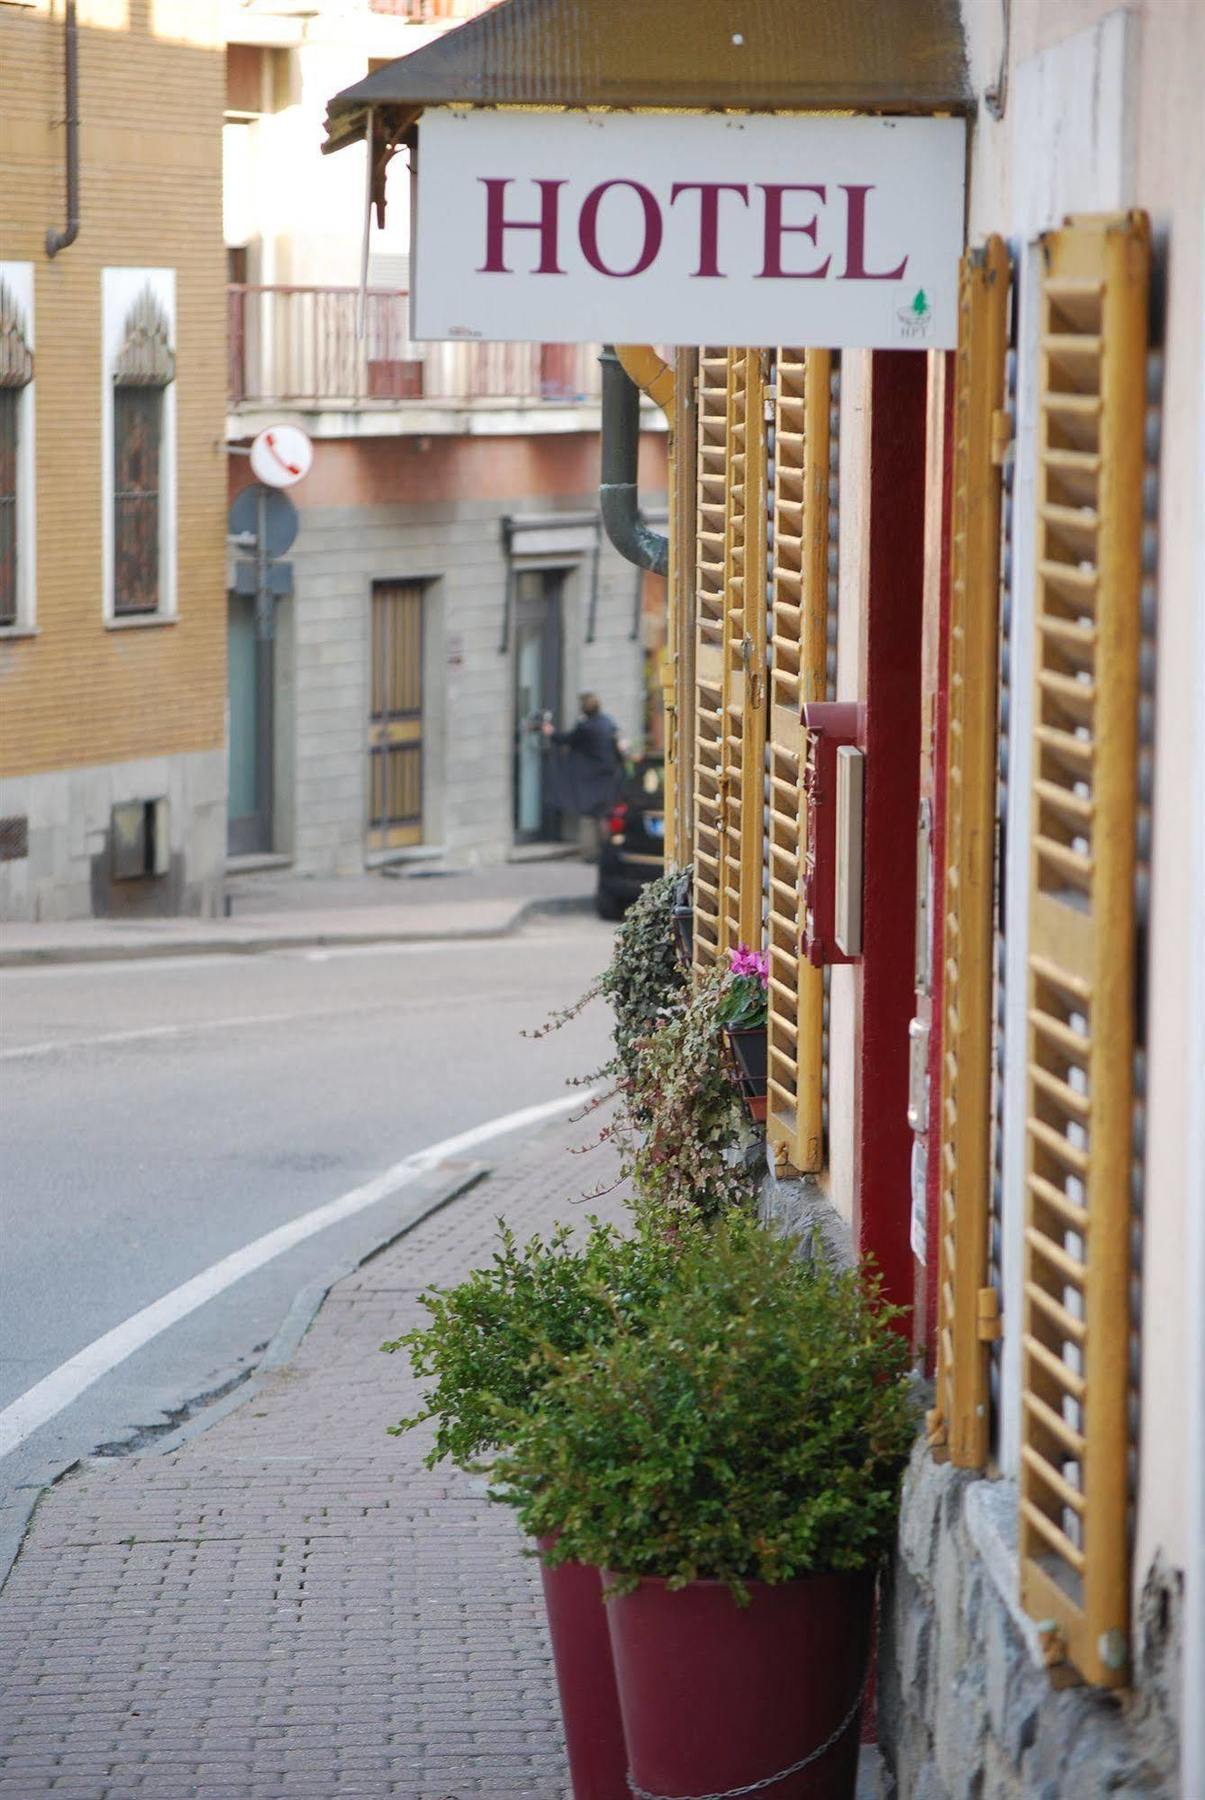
[{"x1": 323, "y1": 0, "x2": 971, "y2": 161}]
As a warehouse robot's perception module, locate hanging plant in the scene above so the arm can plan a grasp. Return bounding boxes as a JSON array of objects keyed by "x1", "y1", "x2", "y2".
[{"x1": 620, "y1": 964, "x2": 763, "y2": 1223}]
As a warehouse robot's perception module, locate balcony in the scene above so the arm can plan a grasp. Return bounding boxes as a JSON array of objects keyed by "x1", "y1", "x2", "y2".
[{"x1": 228, "y1": 285, "x2": 605, "y2": 438}]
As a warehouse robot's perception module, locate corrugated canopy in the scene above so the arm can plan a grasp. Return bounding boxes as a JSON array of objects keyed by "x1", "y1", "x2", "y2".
[{"x1": 323, "y1": 0, "x2": 971, "y2": 157}]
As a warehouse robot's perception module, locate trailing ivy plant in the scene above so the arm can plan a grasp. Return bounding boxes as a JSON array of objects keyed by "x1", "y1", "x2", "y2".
[
  {"x1": 383, "y1": 1214, "x2": 686, "y2": 1471},
  {"x1": 619, "y1": 963, "x2": 762, "y2": 1222},
  {"x1": 494, "y1": 1213, "x2": 916, "y2": 1599},
  {"x1": 598, "y1": 870, "x2": 688, "y2": 1088}
]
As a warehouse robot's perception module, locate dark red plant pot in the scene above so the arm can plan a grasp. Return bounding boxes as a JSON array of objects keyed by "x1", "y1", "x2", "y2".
[
  {"x1": 537, "y1": 1543, "x2": 629, "y2": 1800},
  {"x1": 605, "y1": 1569, "x2": 874, "y2": 1800}
]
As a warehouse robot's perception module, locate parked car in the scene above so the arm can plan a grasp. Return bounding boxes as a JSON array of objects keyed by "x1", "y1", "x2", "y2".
[{"x1": 596, "y1": 757, "x2": 665, "y2": 919}]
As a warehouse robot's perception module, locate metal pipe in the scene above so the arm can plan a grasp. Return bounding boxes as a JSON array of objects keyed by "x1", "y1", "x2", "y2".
[
  {"x1": 614, "y1": 344, "x2": 675, "y2": 416},
  {"x1": 598, "y1": 346, "x2": 669, "y2": 578},
  {"x1": 46, "y1": 1, "x2": 80, "y2": 258}
]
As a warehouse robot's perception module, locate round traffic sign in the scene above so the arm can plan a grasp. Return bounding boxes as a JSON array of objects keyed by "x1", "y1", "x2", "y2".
[
  {"x1": 249, "y1": 424, "x2": 313, "y2": 489},
  {"x1": 228, "y1": 484, "x2": 299, "y2": 558}
]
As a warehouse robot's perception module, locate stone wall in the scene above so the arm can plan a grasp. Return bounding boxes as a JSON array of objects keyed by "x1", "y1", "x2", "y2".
[
  {"x1": 878, "y1": 1446, "x2": 1181, "y2": 1799},
  {"x1": 0, "y1": 748, "x2": 227, "y2": 922}
]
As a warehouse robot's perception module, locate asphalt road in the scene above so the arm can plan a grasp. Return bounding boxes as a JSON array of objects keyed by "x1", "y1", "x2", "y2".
[{"x1": 0, "y1": 918, "x2": 615, "y2": 1520}]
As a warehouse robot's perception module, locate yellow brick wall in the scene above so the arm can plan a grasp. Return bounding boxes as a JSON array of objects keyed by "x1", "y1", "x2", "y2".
[{"x1": 0, "y1": 0, "x2": 226, "y2": 777}]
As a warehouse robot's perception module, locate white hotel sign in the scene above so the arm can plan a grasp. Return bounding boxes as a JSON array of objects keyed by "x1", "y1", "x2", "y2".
[{"x1": 413, "y1": 110, "x2": 966, "y2": 350}]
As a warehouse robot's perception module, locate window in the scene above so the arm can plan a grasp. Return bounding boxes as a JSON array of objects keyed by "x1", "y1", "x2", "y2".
[
  {"x1": 0, "y1": 265, "x2": 34, "y2": 633},
  {"x1": 103, "y1": 271, "x2": 176, "y2": 622}
]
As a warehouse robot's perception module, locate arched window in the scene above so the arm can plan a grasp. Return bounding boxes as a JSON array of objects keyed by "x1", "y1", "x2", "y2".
[
  {"x1": 112, "y1": 286, "x2": 175, "y2": 616},
  {"x1": 0, "y1": 273, "x2": 34, "y2": 631}
]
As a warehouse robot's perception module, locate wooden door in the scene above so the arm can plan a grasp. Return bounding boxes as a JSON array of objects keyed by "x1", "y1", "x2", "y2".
[{"x1": 368, "y1": 581, "x2": 424, "y2": 851}]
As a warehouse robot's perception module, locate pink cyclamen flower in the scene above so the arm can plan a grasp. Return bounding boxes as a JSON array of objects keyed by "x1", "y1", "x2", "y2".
[{"x1": 730, "y1": 945, "x2": 770, "y2": 985}]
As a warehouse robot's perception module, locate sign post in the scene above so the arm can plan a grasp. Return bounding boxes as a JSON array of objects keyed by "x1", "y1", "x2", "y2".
[{"x1": 227, "y1": 429, "x2": 310, "y2": 856}]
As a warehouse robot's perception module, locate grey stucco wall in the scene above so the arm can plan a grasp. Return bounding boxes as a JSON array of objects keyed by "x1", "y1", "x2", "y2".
[
  {"x1": 0, "y1": 747, "x2": 226, "y2": 921},
  {"x1": 280, "y1": 495, "x2": 655, "y2": 877}
]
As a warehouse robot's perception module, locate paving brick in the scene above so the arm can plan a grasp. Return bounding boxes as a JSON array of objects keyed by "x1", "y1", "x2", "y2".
[{"x1": 0, "y1": 1113, "x2": 627, "y2": 1796}]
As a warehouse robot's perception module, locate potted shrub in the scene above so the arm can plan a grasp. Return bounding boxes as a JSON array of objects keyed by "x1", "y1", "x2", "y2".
[
  {"x1": 384, "y1": 1217, "x2": 682, "y2": 1800},
  {"x1": 717, "y1": 944, "x2": 770, "y2": 1121},
  {"x1": 497, "y1": 1218, "x2": 915, "y2": 1800}
]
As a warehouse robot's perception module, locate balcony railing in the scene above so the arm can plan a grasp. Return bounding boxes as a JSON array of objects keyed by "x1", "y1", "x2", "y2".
[{"x1": 228, "y1": 286, "x2": 601, "y2": 409}]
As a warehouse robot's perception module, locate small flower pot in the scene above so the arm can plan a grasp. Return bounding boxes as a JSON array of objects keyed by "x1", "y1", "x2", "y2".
[
  {"x1": 723, "y1": 1023, "x2": 768, "y2": 1122},
  {"x1": 537, "y1": 1541, "x2": 628, "y2": 1800},
  {"x1": 604, "y1": 1569, "x2": 875, "y2": 1800}
]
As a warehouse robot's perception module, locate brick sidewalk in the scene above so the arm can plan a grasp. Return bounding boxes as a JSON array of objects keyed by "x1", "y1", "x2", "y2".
[{"x1": 0, "y1": 1112, "x2": 627, "y2": 1799}]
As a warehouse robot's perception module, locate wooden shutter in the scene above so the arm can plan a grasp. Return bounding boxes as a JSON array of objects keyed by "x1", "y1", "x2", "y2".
[
  {"x1": 927, "y1": 241, "x2": 1012, "y2": 1466},
  {"x1": 721, "y1": 349, "x2": 767, "y2": 954},
  {"x1": 1019, "y1": 212, "x2": 1149, "y2": 1688},
  {"x1": 766, "y1": 349, "x2": 831, "y2": 1175},
  {"x1": 692, "y1": 348, "x2": 730, "y2": 968}
]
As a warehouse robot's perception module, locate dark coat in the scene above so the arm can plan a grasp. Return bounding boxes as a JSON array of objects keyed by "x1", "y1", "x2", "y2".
[{"x1": 547, "y1": 712, "x2": 623, "y2": 816}]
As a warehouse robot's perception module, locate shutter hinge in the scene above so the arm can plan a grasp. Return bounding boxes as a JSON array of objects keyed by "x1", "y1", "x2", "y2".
[
  {"x1": 990, "y1": 408, "x2": 1013, "y2": 466},
  {"x1": 977, "y1": 1287, "x2": 1002, "y2": 1341}
]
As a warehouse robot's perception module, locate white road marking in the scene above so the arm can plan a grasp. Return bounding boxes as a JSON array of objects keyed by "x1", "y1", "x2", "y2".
[
  {"x1": 0, "y1": 1013, "x2": 314, "y2": 1061},
  {"x1": 0, "y1": 1090, "x2": 589, "y2": 1462}
]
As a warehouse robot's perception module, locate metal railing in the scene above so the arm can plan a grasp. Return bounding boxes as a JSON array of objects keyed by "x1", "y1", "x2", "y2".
[{"x1": 228, "y1": 286, "x2": 601, "y2": 409}]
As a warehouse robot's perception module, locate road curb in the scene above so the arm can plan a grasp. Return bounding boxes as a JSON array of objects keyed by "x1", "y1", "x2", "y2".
[
  {"x1": 0, "y1": 1158, "x2": 488, "y2": 1594},
  {"x1": 0, "y1": 893, "x2": 596, "y2": 970}
]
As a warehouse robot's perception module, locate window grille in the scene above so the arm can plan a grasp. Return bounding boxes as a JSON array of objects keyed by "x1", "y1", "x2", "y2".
[
  {"x1": 1019, "y1": 212, "x2": 1150, "y2": 1688},
  {"x1": 113, "y1": 286, "x2": 174, "y2": 618},
  {"x1": 927, "y1": 240, "x2": 1012, "y2": 1467},
  {"x1": 0, "y1": 276, "x2": 33, "y2": 630},
  {"x1": 692, "y1": 347, "x2": 731, "y2": 969},
  {"x1": 765, "y1": 349, "x2": 831, "y2": 1174}
]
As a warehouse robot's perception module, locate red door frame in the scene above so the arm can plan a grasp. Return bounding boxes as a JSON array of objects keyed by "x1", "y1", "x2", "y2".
[{"x1": 852, "y1": 352, "x2": 929, "y2": 1326}]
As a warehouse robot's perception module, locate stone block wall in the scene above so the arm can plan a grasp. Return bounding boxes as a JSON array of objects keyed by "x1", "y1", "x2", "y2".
[{"x1": 878, "y1": 1446, "x2": 1181, "y2": 1799}]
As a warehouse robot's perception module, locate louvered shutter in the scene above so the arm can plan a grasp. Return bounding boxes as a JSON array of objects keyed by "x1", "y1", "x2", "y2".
[
  {"x1": 927, "y1": 241, "x2": 1012, "y2": 1466},
  {"x1": 766, "y1": 349, "x2": 831, "y2": 1175},
  {"x1": 1019, "y1": 212, "x2": 1149, "y2": 1688},
  {"x1": 721, "y1": 349, "x2": 767, "y2": 954},
  {"x1": 692, "y1": 347, "x2": 730, "y2": 968}
]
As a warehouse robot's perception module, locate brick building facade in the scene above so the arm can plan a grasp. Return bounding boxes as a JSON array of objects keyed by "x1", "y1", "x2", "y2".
[{"x1": 0, "y1": 0, "x2": 228, "y2": 921}]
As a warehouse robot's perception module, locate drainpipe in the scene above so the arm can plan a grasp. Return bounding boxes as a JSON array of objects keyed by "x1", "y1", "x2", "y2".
[
  {"x1": 599, "y1": 346, "x2": 668, "y2": 578},
  {"x1": 46, "y1": 1, "x2": 80, "y2": 258}
]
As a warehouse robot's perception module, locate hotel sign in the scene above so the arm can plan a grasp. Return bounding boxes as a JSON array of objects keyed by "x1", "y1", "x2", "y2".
[{"x1": 412, "y1": 110, "x2": 966, "y2": 349}]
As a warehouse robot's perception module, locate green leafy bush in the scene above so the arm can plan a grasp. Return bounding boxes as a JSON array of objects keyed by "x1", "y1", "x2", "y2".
[
  {"x1": 383, "y1": 1216, "x2": 684, "y2": 1470},
  {"x1": 494, "y1": 1214, "x2": 915, "y2": 1597},
  {"x1": 621, "y1": 965, "x2": 762, "y2": 1221}
]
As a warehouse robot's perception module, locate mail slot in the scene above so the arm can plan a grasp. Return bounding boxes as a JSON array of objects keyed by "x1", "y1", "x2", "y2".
[{"x1": 801, "y1": 701, "x2": 862, "y2": 967}]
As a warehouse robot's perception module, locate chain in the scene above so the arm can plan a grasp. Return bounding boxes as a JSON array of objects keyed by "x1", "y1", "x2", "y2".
[{"x1": 624, "y1": 1663, "x2": 870, "y2": 1800}]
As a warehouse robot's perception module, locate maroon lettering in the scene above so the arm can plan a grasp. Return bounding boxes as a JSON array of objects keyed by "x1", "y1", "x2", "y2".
[
  {"x1": 478, "y1": 178, "x2": 566, "y2": 274},
  {"x1": 669, "y1": 182, "x2": 750, "y2": 277},
  {"x1": 757, "y1": 184, "x2": 831, "y2": 280},
  {"x1": 840, "y1": 185, "x2": 908, "y2": 280},
  {"x1": 579, "y1": 180, "x2": 663, "y2": 278}
]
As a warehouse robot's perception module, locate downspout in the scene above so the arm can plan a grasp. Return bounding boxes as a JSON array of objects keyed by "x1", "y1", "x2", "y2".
[
  {"x1": 46, "y1": 1, "x2": 80, "y2": 258},
  {"x1": 599, "y1": 346, "x2": 669, "y2": 578}
]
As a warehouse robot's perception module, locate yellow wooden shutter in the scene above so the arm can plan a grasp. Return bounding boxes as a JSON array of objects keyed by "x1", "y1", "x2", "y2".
[
  {"x1": 927, "y1": 240, "x2": 1012, "y2": 1466},
  {"x1": 1019, "y1": 212, "x2": 1149, "y2": 1688},
  {"x1": 721, "y1": 348, "x2": 767, "y2": 954},
  {"x1": 692, "y1": 347, "x2": 729, "y2": 968},
  {"x1": 766, "y1": 349, "x2": 831, "y2": 1175}
]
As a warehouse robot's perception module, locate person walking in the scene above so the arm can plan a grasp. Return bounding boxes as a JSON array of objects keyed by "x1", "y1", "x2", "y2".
[{"x1": 540, "y1": 693, "x2": 626, "y2": 860}]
